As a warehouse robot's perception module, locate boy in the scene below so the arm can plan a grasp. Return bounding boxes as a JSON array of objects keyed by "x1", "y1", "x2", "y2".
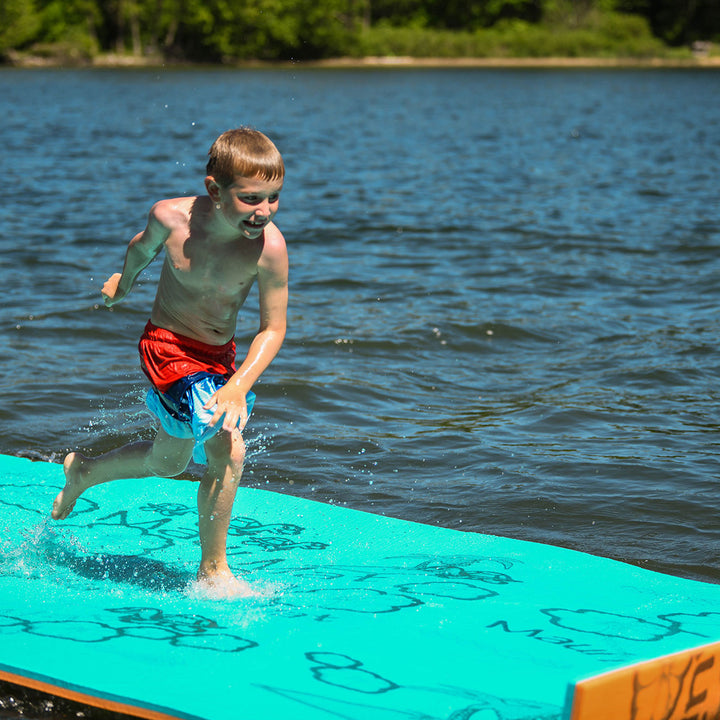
[{"x1": 51, "y1": 127, "x2": 288, "y2": 598}]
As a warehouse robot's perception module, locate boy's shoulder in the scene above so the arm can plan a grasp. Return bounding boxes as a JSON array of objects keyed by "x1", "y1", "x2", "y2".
[
  {"x1": 150, "y1": 196, "x2": 203, "y2": 230},
  {"x1": 258, "y1": 222, "x2": 288, "y2": 277},
  {"x1": 261, "y1": 222, "x2": 287, "y2": 256},
  {"x1": 263, "y1": 221, "x2": 285, "y2": 244}
]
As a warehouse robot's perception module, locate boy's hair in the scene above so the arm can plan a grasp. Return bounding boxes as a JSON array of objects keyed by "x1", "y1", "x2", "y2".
[{"x1": 206, "y1": 127, "x2": 284, "y2": 187}]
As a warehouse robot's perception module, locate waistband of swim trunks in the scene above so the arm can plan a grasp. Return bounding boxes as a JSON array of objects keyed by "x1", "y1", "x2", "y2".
[{"x1": 142, "y1": 321, "x2": 235, "y2": 354}]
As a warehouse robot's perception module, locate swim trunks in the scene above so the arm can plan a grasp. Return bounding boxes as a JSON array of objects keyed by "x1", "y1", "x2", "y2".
[
  {"x1": 139, "y1": 322, "x2": 255, "y2": 464},
  {"x1": 138, "y1": 321, "x2": 236, "y2": 393}
]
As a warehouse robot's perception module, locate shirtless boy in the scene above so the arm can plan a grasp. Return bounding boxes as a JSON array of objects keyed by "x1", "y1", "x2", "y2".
[{"x1": 51, "y1": 127, "x2": 288, "y2": 598}]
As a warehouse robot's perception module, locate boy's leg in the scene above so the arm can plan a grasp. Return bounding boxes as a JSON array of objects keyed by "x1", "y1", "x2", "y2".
[
  {"x1": 52, "y1": 428, "x2": 195, "y2": 520},
  {"x1": 196, "y1": 427, "x2": 250, "y2": 596}
]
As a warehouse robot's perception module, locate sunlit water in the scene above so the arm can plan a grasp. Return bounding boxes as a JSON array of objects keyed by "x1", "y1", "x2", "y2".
[{"x1": 1, "y1": 65, "x2": 719, "y2": 612}]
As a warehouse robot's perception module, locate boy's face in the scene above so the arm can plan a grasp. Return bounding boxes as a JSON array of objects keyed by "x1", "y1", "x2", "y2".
[{"x1": 211, "y1": 174, "x2": 283, "y2": 239}]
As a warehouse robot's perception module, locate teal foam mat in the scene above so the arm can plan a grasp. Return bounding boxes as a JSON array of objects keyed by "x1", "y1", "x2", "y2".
[{"x1": 1, "y1": 453, "x2": 719, "y2": 719}]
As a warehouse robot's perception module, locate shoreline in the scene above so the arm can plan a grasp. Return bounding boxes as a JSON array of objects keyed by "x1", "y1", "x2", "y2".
[
  {"x1": 4, "y1": 52, "x2": 720, "y2": 70},
  {"x1": 306, "y1": 55, "x2": 720, "y2": 68}
]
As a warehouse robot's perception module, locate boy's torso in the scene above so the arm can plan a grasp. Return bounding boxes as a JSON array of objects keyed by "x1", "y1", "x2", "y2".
[{"x1": 150, "y1": 196, "x2": 270, "y2": 345}]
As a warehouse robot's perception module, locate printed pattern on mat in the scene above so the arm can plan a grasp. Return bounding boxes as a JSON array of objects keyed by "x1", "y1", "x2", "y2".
[{"x1": 2, "y1": 461, "x2": 720, "y2": 720}]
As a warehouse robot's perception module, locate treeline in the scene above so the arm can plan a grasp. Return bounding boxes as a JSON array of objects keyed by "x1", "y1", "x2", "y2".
[{"x1": 1, "y1": 0, "x2": 717, "y2": 63}]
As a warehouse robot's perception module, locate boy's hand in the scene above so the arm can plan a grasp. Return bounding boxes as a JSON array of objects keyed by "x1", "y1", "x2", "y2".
[
  {"x1": 101, "y1": 273, "x2": 124, "y2": 307},
  {"x1": 205, "y1": 383, "x2": 249, "y2": 433}
]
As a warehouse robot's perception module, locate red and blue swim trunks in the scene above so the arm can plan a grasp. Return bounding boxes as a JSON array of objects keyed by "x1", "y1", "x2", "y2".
[
  {"x1": 138, "y1": 321, "x2": 255, "y2": 464},
  {"x1": 138, "y1": 320, "x2": 236, "y2": 393}
]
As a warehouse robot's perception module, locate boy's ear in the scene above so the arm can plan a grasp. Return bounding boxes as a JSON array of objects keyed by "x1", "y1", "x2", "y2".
[{"x1": 205, "y1": 176, "x2": 221, "y2": 201}]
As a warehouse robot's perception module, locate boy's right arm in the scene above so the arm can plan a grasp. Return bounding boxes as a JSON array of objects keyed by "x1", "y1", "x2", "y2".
[{"x1": 102, "y1": 204, "x2": 171, "y2": 307}]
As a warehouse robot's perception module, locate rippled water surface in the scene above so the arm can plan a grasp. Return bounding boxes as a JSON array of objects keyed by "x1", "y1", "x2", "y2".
[{"x1": 1, "y1": 66, "x2": 719, "y2": 586}]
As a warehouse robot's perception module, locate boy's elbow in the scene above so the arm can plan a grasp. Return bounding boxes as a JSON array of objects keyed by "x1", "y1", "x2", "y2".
[
  {"x1": 272, "y1": 324, "x2": 286, "y2": 346},
  {"x1": 262, "y1": 322, "x2": 286, "y2": 347}
]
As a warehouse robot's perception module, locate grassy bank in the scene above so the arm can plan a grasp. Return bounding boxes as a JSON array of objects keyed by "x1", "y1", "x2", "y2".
[{"x1": 355, "y1": 16, "x2": 670, "y2": 59}]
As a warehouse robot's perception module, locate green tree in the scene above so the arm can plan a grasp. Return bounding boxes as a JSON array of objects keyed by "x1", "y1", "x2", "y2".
[
  {"x1": 368, "y1": 0, "x2": 541, "y2": 30},
  {"x1": 159, "y1": 0, "x2": 357, "y2": 61},
  {"x1": 617, "y1": 0, "x2": 720, "y2": 44},
  {"x1": 0, "y1": 0, "x2": 41, "y2": 53},
  {"x1": 34, "y1": 0, "x2": 100, "y2": 54}
]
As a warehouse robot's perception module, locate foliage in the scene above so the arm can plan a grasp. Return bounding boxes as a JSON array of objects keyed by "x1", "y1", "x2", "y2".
[
  {"x1": 616, "y1": 0, "x2": 720, "y2": 45},
  {"x1": 0, "y1": 0, "x2": 42, "y2": 54},
  {"x1": 368, "y1": 0, "x2": 543, "y2": 31},
  {"x1": 355, "y1": 12, "x2": 666, "y2": 59},
  {"x1": 0, "y1": 0, "x2": 715, "y2": 62}
]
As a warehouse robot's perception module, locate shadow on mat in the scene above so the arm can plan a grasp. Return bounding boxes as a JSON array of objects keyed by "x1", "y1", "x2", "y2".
[{"x1": 60, "y1": 552, "x2": 191, "y2": 593}]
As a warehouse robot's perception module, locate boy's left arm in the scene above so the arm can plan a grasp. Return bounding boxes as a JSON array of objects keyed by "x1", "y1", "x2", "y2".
[{"x1": 207, "y1": 228, "x2": 289, "y2": 432}]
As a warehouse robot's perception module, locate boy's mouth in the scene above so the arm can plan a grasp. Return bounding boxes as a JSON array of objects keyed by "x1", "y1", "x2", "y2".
[{"x1": 243, "y1": 219, "x2": 266, "y2": 231}]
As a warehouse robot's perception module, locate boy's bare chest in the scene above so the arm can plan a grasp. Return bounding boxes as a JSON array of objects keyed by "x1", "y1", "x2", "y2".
[{"x1": 164, "y1": 234, "x2": 260, "y2": 293}]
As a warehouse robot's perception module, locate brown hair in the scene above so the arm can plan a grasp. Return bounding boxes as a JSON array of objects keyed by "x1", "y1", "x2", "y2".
[{"x1": 206, "y1": 127, "x2": 284, "y2": 187}]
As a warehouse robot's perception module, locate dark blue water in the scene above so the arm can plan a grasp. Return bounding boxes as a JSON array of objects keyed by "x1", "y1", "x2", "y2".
[{"x1": 1, "y1": 67, "x2": 719, "y2": 591}]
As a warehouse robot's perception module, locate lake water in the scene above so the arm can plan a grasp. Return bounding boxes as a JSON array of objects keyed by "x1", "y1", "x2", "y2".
[{"x1": 1, "y1": 65, "x2": 719, "y2": 601}]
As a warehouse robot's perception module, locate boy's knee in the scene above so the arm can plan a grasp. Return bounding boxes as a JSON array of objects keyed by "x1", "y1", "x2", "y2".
[
  {"x1": 206, "y1": 431, "x2": 245, "y2": 474},
  {"x1": 148, "y1": 450, "x2": 190, "y2": 477},
  {"x1": 230, "y1": 435, "x2": 246, "y2": 464},
  {"x1": 225, "y1": 439, "x2": 246, "y2": 476},
  {"x1": 149, "y1": 431, "x2": 193, "y2": 477}
]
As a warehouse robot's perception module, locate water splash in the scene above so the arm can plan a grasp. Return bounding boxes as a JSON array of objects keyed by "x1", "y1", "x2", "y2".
[{"x1": 0, "y1": 518, "x2": 87, "y2": 582}]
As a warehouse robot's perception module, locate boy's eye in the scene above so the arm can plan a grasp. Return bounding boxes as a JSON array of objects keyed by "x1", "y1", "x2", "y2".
[{"x1": 239, "y1": 194, "x2": 279, "y2": 205}]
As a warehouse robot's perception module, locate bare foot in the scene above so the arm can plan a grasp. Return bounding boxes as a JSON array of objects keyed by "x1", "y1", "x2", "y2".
[
  {"x1": 51, "y1": 452, "x2": 90, "y2": 520},
  {"x1": 196, "y1": 567, "x2": 255, "y2": 599}
]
